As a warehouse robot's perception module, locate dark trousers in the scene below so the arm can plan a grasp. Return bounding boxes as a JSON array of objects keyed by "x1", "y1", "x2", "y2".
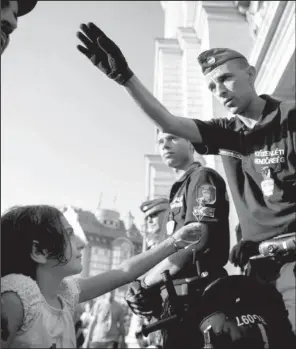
[
  {"x1": 161, "y1": 303, "x2": 203, "y2": 349},
  {"x1": 248, "y1": 259, "x2": 296, "y2": 335},
  {"x1": 274, "y1": 261, "x2": 296, "y2": 334}
]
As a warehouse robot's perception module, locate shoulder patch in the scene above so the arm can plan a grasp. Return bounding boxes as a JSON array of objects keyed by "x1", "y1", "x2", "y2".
[
  {"x1": 196, "y1": 184, "x2": 216, "y2": 205},
  {"x1": 192, "y1": 184, "x2": 217, "y2": 221}
]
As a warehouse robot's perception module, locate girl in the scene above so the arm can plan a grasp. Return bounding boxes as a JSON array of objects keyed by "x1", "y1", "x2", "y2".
[{"x1": 1, "y1": 205, "x2": 201, "y2": 348}]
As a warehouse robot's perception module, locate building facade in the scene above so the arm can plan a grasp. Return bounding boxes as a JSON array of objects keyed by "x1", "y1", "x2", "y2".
[
  {"x1": 61, "y1": 206, "x2": 143, "y2": 301},
  {"x1": 144, "y1": 0, "x2": 295, "y2": 274}
]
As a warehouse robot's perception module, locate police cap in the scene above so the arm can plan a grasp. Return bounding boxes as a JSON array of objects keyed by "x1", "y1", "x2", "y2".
[
  {"x1": 140, "y1": 198, "x2": 169, "y2": 219},
  {"x1": 17, "y1": 0, "x2": 38, "y2": 17},
  {"x1": 197, "y1": 48, "x2": 248, "y2": 75}
]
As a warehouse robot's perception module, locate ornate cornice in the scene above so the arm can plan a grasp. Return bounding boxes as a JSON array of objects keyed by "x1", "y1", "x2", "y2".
[
  {"x1": 201, "y1": 1, "x2": 246, "y2": 22},
  {"x1": 176, "y1": 27, "x2": 201, "y2": 50},
  {"x1": 154, "y1": 37, "x2": 183, "y2": 54}
]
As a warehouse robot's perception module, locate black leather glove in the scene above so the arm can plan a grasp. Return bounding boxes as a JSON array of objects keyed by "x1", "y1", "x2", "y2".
[
  {"x1": 229, "y1": 240, "x2": 259, "y2": 269},
  {"x1": 76, "y1": 22, "x2": 134, "y2": 85},
  {"x1": 125, "y1": 279, "x2": 162, "y2": 319}
]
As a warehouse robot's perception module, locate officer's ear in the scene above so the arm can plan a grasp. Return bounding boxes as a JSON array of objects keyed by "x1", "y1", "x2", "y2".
[
  {"x1": 188, "y1": 142, "x2": 195, "y2": 153},
  {"x1": 247, "y1": 65, "x2": 257, "y2": 85}
]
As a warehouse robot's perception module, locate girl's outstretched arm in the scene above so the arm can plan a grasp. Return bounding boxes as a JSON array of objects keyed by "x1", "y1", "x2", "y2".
[
  {"x1": 77, "y1": 222, "x2": 202, "y2": 302},
  {"x1": 78, "y1": 237, "x2": 176, "y2": 303}
]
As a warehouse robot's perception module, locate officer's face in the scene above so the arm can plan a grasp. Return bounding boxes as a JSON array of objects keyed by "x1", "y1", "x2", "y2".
[
  {"x1": 157, "y1": 132, "x2": 193, "y2": 169},
  {"x1": 146, "y1": 210, "x2": 166, "y2": 245},
  {"x1": 1, "y1": 0, "x2": 18, "y2": 54},
  {"x1": 205, "y1": 59, "x2": 256, "y2": 115},
  {"x1": 147, "y1": 214, "x2": 160, "y2": 234}
]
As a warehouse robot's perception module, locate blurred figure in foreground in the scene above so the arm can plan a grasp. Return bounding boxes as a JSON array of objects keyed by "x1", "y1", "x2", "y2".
[
  {"x1": 74, "y1": 304, "x2": 85, "y2": 348},
  {"x1": 84, "y1": 291, "x2": 126, "y2": 348}
]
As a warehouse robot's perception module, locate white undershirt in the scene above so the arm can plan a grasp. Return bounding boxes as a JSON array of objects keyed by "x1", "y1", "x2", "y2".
[{"x1": 237, "y1": 114, "x2": 259, "y2": 129}]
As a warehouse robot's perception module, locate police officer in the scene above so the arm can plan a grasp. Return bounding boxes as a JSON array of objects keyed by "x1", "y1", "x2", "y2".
[
  {"x1": 126, "y1": 198, "x2": 170, "y2": 349},
  {"x1": 76, "y1": 26, "x2": 296, "y2": 334},
  {"x1": 140, "y1": 198, "x2": 170, "y2": 250},
  {"x1": 125, "y1": 130, "x2": 230, "y2": 349},
  {"x1": 1, "y1": 0, "x2": 38, "y2": 54}
]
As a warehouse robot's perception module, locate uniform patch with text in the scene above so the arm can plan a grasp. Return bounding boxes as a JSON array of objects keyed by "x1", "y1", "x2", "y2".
[
  {"x1": 193, "y1": 206, "x2": 215, "y2": 221},
  {"x1": 254, "y1": 147, "x2": 285, "y2": 166}
]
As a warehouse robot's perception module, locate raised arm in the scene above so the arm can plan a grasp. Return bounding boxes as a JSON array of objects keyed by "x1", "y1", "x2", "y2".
[
  {"x1": 124, "y1": 75, "x2": 200, "y2": 141},
  {"x1": 76, "y1": 22, "x2": 201, "y2": 143}
]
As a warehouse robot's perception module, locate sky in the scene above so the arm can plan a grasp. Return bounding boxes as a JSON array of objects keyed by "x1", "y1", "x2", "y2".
[{"x1": 1, "y1": 1, "x2": 164, "y2": 227}]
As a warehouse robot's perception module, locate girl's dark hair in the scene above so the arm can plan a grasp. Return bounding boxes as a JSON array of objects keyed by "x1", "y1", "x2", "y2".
[{"x1": 1, "y1": 205, "x2": 71, "y2": 280}]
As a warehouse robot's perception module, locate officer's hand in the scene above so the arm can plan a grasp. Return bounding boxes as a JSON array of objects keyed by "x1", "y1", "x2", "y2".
[
  {"x1": 229, "y1": 240, "x2": 259, "y2": 269},
  {"x1": 125, "y1": 280, "x2": 162, "y2": 319},
  {"x1": 172, "y1": 222, "x2": 208, "y2": 250},
  {"x1": 76, "y1": 22, "x2": 133, "y2": 85}
]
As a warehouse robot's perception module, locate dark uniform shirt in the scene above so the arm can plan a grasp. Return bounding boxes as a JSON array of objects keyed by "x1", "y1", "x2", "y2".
[
  {"x1": 192, "y1": 95, "x2": 296, "y2": 242},
  {"x1": 162, "y1": 162, "x2": 230, "y2": 279}
]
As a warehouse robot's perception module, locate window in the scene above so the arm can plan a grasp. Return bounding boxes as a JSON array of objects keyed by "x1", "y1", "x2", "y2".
[{"x1": 111, "y1": 241, "x2": 134, "y2": 268}]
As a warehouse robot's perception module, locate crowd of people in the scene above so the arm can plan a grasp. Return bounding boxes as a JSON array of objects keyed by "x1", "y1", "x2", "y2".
[{"x1": 1, "y1": 1, "x2": 295, "y2": 348}]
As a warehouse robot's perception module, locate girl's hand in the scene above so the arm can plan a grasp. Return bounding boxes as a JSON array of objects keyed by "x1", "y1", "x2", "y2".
[{"x1": 172, "y1": 222, "x2": 207, "y2": 250}]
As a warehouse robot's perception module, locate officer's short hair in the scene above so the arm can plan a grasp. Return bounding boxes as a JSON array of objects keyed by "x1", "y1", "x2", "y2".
[
  {"x1": 232, "y1": 57, "x2": 250, "y2": 71},
  {"x1": 156, "y1": 129, "x2": 196, "y2": 155}
]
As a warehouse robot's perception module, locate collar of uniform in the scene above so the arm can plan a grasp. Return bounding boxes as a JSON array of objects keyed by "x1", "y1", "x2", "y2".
[
  {"x1": 175, "y1": 162, "x2": 202, "y2": 183},
  {"x1": 233, "y1": 94, "x2": 281, "y2": 131}
]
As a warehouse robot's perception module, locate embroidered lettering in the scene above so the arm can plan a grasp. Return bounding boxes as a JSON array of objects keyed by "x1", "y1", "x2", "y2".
[{"x1": 254, "y1": 148, "x2": 285, "y2": 165}]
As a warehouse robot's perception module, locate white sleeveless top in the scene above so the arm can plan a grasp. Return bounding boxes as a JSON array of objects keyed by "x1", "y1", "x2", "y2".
[{"x1": 1, "y1": 274, "x2": 81, "y2": 348}]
